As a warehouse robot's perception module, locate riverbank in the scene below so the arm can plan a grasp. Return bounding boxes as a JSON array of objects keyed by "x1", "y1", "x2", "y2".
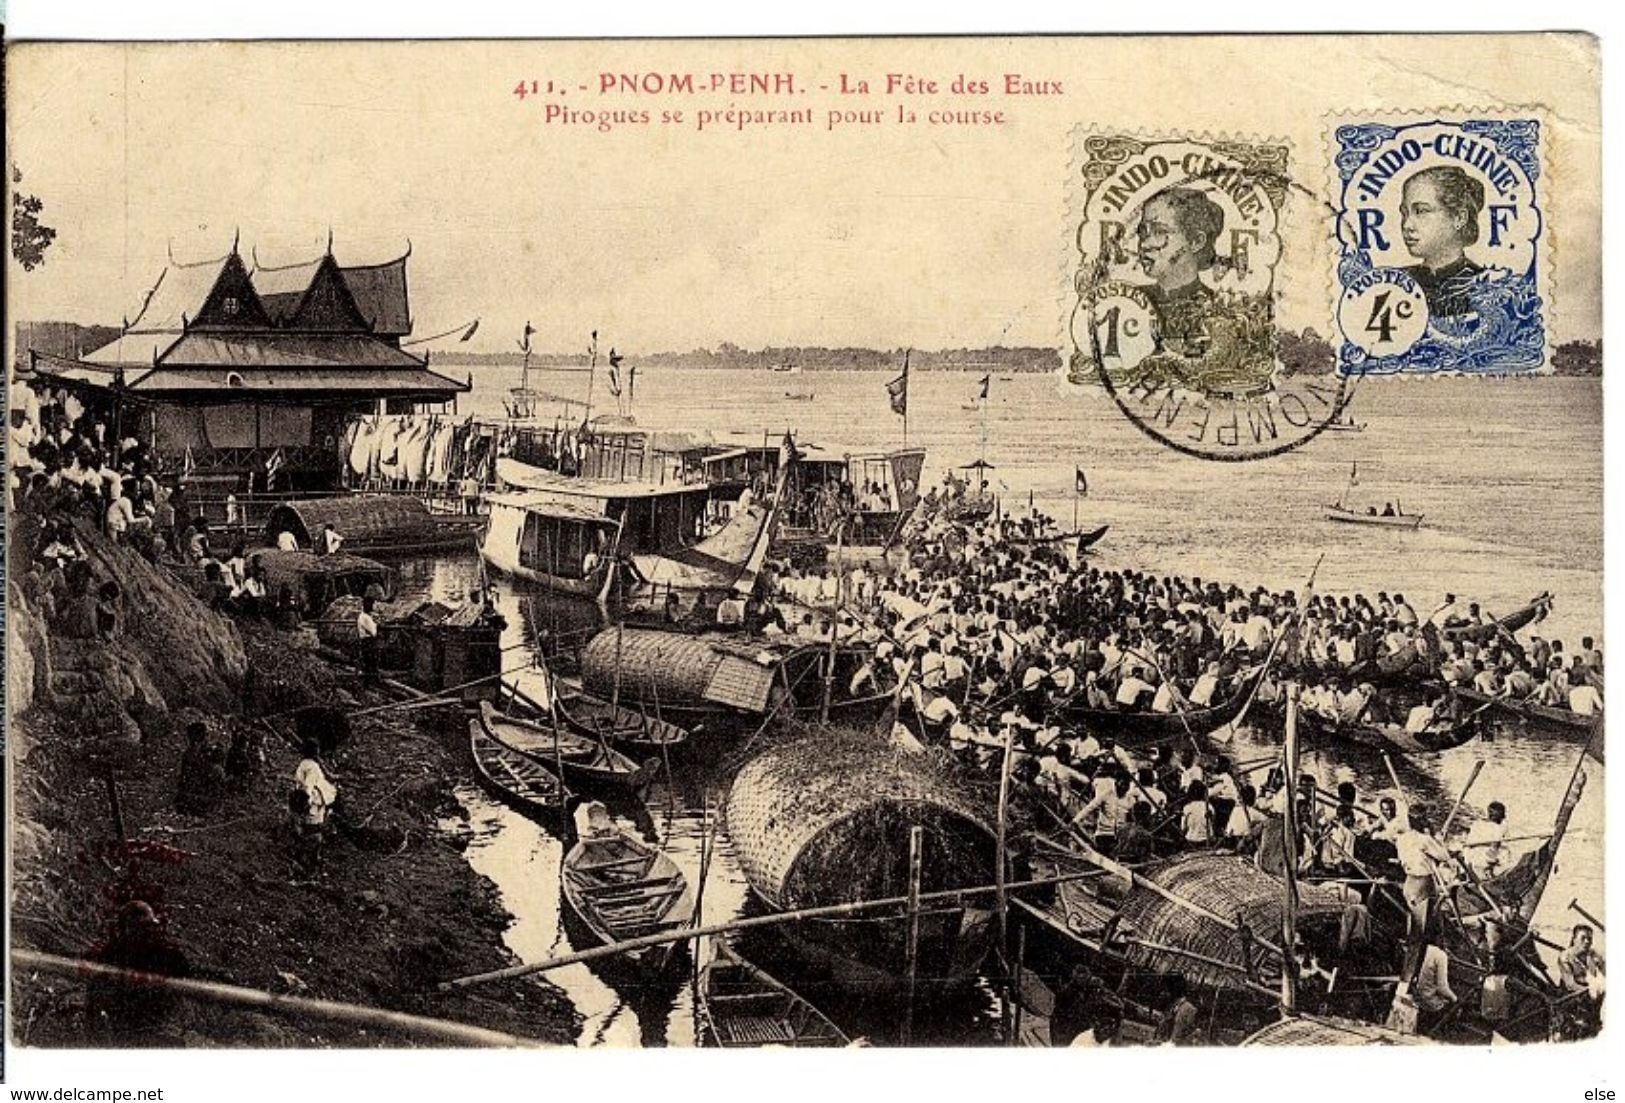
[{"x1": 9, "y1": 519, "x2": 580, "y2": 1047}]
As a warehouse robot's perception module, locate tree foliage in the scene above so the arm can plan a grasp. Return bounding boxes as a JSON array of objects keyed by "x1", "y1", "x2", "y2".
[{"x1": 11, "y1": 166, "x2": 58, "y2": 272}]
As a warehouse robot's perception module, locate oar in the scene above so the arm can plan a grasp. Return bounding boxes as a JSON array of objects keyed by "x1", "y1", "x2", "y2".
[
  {"x1": 1440, "y1": 760, "x2": 1485, "y2": 838},
  {"x1": 1569, "y1": 899, "x2": 1606, "y2": 933}
]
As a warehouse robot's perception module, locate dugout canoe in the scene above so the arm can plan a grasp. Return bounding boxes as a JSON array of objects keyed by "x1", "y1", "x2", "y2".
[
  {"x1": 468, "y1": 719, "x2": 571, "y2": 822},
  {"x1": 1446, "y1": 685, "x2": 1596, "y2": 738},
  {"x1": 1439, "y1": 593, "x2": 1554, "y2": 644},
  {"x1": 1059, "y1": 670, "x2": 1263, "y2": 747},
  {"x1": 1288, "y1": 706, "x2": 1483, "y2": 755},
  {"x1": 478, "y1": 701, "x2": 659, "y2": 795},
  {"x1": 696, "y1": 938, "x2": 850, "y2": 1048},
  {"x1": 555, "y1": 683, "x2": 693, "y2": 755}
]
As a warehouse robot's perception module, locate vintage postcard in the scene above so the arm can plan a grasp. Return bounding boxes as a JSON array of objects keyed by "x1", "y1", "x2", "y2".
[{"x1": 2, "y1": 31, "x2": 1604, "y2": 1073}]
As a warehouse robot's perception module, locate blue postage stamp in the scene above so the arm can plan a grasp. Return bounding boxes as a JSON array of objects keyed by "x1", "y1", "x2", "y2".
[{"x1": 1331, "y1": 114, "x2": 1547, "y2": 375}]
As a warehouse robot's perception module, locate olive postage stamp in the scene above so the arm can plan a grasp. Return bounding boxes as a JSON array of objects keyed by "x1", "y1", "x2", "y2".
[
  {"x1": 1066, "y1": 131, "x2": 1351, "y2": 462},
  {"x1": 1330, "y1": 112, "x2": 1549, "y2": 375}
]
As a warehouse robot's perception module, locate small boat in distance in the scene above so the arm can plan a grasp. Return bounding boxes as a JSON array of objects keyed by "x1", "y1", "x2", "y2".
[
  {"x1": 771, "y1": 361, "x2": 801, "y2": 374},
  {"x1": 697, "y1": 938, "x2": 850, "y2": 1048},
  {"x1": 784, "y1": 390, "x2": 815, "y2": 401},
  {"x1": 1325, "y1": 503, "x2": 1423, "y2": 529},
  {"x1": 1326, "y1": 461, "x2": 1420, "y2": 528},
  {"x1": 1324, "y1": 414, "x2": 1366, "y2": 432}
]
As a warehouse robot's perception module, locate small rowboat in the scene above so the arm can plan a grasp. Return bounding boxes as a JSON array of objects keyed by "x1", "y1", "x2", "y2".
[
  {"x1": 1325, "y1": 504, "x2": 1423, "y2": 529},
  {"x1": 561, "y1": 821, "x2": 695, "y2": 962},
  {"x1": 478, "y1": 701, "x2": 659, "y2": 795},
  {"x1": 468, "y1": 720, "x2": 571, "y2": 821},
  {"x1": 555, "y1": 685, "x2": 692, "y2": 756},
  {"x1": 697, "y1": 938, "x2": 850, "y2": 1048}
]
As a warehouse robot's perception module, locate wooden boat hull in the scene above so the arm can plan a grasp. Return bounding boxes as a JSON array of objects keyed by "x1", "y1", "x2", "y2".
[
  {"x1": 562, "y1": 832, "x2": 695, "y2": 963},
  {"x1": 777, "y1": 906, "x2": 994, "y2": 1000},
  {"x1": 1440, "y1": 594, "x2": 1553, "y2": 644},
  {"x1": 479, "y1": 497, "x2": 618, "y2": 602},
  {"x1": 468, "y1": 720, "x2": 570, "y2": 822},
  {"x1": 1447, "y1": 686, "x2": 1595, "y2": 737},
  {"x1": 697, "y1": 939, "x2": 849, "y2": 1048},
  {"x1": 555, "y1": 686, "x2": 692, "y2": 755},
  {"x1": 478, "y1": 702, "x2": 657, "y2": 794},
  {"x1": 1060, "y1": 671, "x2": 1262, "y2": 748},
  {"x1": 1325, "y1": 506, "x2": 1423, "y2": 529},
  {"x1": 1286, "y1": 706, "x2": 1483, "y2": 754}
]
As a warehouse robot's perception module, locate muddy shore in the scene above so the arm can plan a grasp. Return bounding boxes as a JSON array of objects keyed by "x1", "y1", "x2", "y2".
[{"x1": 10, "y1": 517, "x2": 581, "y2": 1047}]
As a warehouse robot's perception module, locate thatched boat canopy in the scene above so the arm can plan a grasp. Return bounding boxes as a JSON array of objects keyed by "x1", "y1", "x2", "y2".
[
  {"x1": 1243, "y1": 1015, "x2": 1421, "y2": 1046},
  {"x1": 1116, "y1": 853, "x2": 1353, "y2": 993},
  {"x1": 724, "y1": 730, "x2": 997, "y2": 911},
  {"x1": 251, "y1": 548, "x2": 393, "y2": 614},
  {"x1": 580, "y1": 628, "x2": 810, "y2": 714},
  {"x1": 265, "y1": 495, "x2": 447, "y2": 550}
]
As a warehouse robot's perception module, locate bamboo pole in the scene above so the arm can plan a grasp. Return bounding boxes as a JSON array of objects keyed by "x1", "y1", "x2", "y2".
[
  {"x1": 820, "y1": 517, "x2": 846, "y2": 723},
  {"x1": 15, "y1": 949, "x2": 547, "y2": 1048},
  {"x1": 902, "y1": 825, "x2": 924, "y2": 1046},
  {"x1": 1440, "y1": 760, "x2": 1485, "y2": 837},
  {"x1": 439, "y1": 867, "x2": 1104, "y2": 992},
  {"x1": 1280, "y1": 683, "x2": 1302, "y2": 1014},
  {"x1": 993, "y1": 719, "x2": 1016, "y2": 1039},
  {"x1": 1011, "y1": 924, "x2": 1027, "y2": 1047}
]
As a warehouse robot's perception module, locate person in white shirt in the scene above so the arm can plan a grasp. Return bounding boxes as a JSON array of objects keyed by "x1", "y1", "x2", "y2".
[
  {"x1": 1404, "y1": 695, "x2": 1440, "y2": 734},
  {"x1": 1115, "y1": 672, "x2": 1155, "y2": 708},
  {"x1": 356, "y1": 597, "x2": 381, "y2": 684},
  {"x1": 1075, "y1": 774, "x2": 1136, "y2": 850},
  {"x1": 1395, "y1": 813, "x2": 1454, "y2": 936},
  {"x1": 1150, "y1": 679, "x2": 1188, "y2": 715},
  {"x1": 1189, "y1": 662, "x2": 1221, "y2": 707},
  {"x1": 1461, "y1": 801, "x2": 1510, "y2": 879},
  {"x1": 275, "y1": 528, "x2": 300, "y2": 552},
  {"x1": 1569, "y1": 679, "x2": 1603, "y2": 717},
  {"x1": 293, "y1": 740, "x2": 340, "y2": 829}
]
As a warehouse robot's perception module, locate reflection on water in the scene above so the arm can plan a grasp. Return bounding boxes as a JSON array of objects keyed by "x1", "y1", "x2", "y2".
[{"x1": 394, "y1": 370, "x2": 1601, "y2": 1046}]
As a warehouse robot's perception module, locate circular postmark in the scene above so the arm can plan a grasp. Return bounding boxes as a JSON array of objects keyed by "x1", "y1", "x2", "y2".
[{"x1": 1067, "y1": 134, "x2": 1354, "y2": 462}]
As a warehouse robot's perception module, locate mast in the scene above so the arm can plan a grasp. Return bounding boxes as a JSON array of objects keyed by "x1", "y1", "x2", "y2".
[
  {"x1": 1280, "y1": 682, "x2": 1302, "y2": 1014},
  {"x1": 585, "y1": 330, "x2": 599, "y2": 427}
]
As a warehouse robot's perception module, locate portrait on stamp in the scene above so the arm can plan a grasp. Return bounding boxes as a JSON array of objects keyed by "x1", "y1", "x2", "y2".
[{"x1": 1332, "y1": 116, "x2": 1547, "y2": 374}]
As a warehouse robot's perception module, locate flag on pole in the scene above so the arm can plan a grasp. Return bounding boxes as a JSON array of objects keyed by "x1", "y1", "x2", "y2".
[
  {"x1": 1351, "y1": 461, "x2": 1359, "y2": 485},
  {"x1": 607, "y1": 348, "x2": 623, "y2": 396},
  {"x1": 778, "y1": 431, "x2": 800, "y2": 472},
  {"x1": 886, "y1": 353, "x2": 910, "y2": 417},
  {"x1": 519, "y1": 321, "x2": 535, "y2": 352},
  {"x1": 978, "y1": 374, "x2": 990, "y2": 400},
  {"x1": 1075, "y1": 467, "x2": 1089, "y2": 496},
  {"x1": 459, "y1": 319, "x2": 480, "y2": 342}
]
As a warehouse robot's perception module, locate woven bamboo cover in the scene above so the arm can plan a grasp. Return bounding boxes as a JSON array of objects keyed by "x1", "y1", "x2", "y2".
[
  {"x1": 723, "y1": 731, "x2": 995, "y2": 908},
  {"x1": 1116, "y1": 852, "x2": 1351, "y2": 992},
  {"x1": 265, "y1": 494, "x2": 433, "y2": 546}
]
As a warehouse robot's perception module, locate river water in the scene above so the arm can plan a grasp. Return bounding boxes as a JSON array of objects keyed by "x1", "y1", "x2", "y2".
[{"x1": 394, "y1": 365, "x2": 1603, "y2": 1047}]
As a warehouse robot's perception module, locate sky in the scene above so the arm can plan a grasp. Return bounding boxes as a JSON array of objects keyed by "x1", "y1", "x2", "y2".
[{"x1": 5, "y1": 35, "x2": 1602, "y2": 356}]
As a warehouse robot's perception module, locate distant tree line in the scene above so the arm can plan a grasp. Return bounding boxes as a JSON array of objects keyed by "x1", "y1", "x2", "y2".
[
  {"x1": 449, "y1": 344, "x2": 1063, "y2": 372},
  {"x1": 1552, "y1": 339, "x2": 1602, "y2": 377}
]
